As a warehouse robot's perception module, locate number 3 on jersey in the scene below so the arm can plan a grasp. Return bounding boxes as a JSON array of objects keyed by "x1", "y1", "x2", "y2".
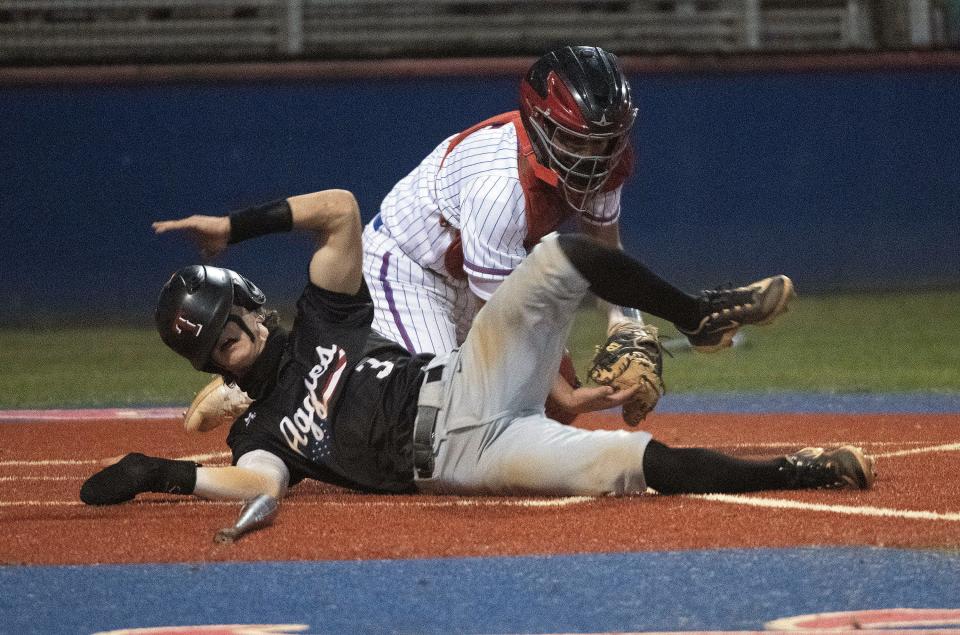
[{"x1": 354, "y1": 357, "x2": 395, "y2": 379}]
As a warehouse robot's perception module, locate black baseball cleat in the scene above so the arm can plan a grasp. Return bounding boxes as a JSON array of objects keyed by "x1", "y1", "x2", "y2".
[
  {"x1": 679, "y1": 275, "x2": 795, "y2": 352},
  {"x1": 782, "y1": 446, "x2": 876, "y2": 490},
  {"x1": 80, "y1": 453, "x2": 165, "y2": 505}
]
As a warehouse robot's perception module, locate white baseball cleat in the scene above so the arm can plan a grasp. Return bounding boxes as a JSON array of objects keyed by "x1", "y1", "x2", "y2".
[{"x1": 183, "y1": 376, "x2": 253, "y2": 432}]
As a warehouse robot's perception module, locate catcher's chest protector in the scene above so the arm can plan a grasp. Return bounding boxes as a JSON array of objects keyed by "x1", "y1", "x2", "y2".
[{"x1": 438, "y1": 111, "x2": 631, "y2": 280}]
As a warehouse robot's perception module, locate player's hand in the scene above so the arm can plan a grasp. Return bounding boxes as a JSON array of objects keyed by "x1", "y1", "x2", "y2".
[
  {"x1": 153, "y1": 215, "x2": 230, "y2": 259},
  {"x1": 550, "y1": 381, "x2": 642, "y2": 414}
]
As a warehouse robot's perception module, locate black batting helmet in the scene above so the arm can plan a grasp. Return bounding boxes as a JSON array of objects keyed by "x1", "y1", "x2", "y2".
[
  {"x1": 520, "y1": 45, "x2": 637, "y2": 210},
  {"x1": 155, "y1": 265, "x2": 265, "y2": 372}
]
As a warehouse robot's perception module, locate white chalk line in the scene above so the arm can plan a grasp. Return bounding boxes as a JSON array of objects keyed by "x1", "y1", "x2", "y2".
[
  {"x1": 687, "y1": 441, "x2": 933, "y2": 447},
  {"x1": 0, "y1": 451, "x2": 232, "y2": 467},
  {"x1": 0, "y1": 496, "x2": 593, "y2": 509},
  {"x1": 0, "y1": 476, "x2": 76, "y2": 482},
  {"x1": 691, "y1": 493, "x2": 960, "y2": 522},
  {"x1": 0, "y1": 459, "x2": 100, "y2": 467},
  {"x1": 873, "y1": 442, "x2": 960, "y2": 458}
]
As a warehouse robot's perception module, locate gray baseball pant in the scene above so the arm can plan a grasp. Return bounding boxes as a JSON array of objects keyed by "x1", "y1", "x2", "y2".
[{"x1": 414, "y1": 233, "x2": 652, "y2": 496}]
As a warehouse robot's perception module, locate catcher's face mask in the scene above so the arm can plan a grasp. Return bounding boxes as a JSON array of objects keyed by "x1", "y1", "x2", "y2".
[
  {"x1": 526, "y1": 111, "x2": 632, "y2": 210},
  {"x1": 520, "y1": 45, "x2": 637, "y2": 212}
]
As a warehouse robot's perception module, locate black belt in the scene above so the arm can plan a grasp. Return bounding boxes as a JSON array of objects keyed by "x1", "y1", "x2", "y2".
[{"x1": 413, "y1": 363, "x2": 444, "y2": 479}]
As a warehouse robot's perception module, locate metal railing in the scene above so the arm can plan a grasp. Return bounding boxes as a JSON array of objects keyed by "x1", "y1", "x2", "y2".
[{"x1": 0, "y1": 0, "x2": 953, "y2": 64}]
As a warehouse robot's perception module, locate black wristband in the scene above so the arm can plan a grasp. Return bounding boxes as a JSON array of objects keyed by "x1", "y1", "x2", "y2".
[{"x1": 228, "y1": 199, "x2": 294, "y2": 244}]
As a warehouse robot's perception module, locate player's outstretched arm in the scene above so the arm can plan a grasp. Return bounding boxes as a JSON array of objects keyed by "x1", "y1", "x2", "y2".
[
  {"x1": 549, "y1": 371, "x2": 641, "y2": 415},
  {"x1": 80, "y1": 453, "x2": 287, "y2": 505},
  {"x1": 152, "y1": 189, "x2": 363, "y2": 295},
  {"x1": 80, "y1": 453, "x2": 288, "y2": 544},
  {"x1": 194, "y1": 465, "x2": 286, "y2": 500}
]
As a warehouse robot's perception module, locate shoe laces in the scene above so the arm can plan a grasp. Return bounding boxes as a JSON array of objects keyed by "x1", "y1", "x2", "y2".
[
  {"x1": 784, "y1": 448, "x2": 844, "y2": 488},
  {"x1": 701, "y1": 283, "x2": 755, "y2": 314}
]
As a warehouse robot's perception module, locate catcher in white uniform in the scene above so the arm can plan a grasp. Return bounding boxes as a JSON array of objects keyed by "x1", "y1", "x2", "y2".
[
  {"x1": 363, "y1": 45, "x2": 659, "y2": 425},
  {"x1": 81, "y1": 189, "x2": 874, "y2": 535}
]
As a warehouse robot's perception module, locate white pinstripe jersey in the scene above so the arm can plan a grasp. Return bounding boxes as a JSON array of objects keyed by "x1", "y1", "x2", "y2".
[{"x1": 375, "y1": 117, "x2": 624, "y2": 302}]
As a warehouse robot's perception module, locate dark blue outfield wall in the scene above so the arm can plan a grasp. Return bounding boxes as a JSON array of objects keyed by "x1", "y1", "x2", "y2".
[{"x1": 1, "y1": 68, "x2": 958, "y2": 323}]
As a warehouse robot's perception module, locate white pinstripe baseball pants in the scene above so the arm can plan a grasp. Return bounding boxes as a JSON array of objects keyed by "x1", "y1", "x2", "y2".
[{"x1": 362, "y1": 220, "x2": 480, "y2": 355}]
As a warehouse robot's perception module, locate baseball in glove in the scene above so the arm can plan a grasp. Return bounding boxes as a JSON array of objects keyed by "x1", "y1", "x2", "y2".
[{"x1": 588, "y1": 322, "x2": 664, "y2": 426}]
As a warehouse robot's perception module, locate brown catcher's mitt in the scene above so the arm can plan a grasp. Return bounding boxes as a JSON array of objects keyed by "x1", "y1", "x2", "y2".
[{"x1": 588, "y1": 322, "x2": 664, "y2": 426}]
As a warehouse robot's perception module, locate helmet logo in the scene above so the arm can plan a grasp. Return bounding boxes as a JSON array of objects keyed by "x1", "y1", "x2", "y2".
[{"x1": 174, "y1": 312, "x2": 203, "y2": 337}]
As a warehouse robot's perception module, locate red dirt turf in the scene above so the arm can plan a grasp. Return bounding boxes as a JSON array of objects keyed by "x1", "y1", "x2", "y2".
[{"x1": 2, "y1": 412, "x2": 958, "y2": 565}]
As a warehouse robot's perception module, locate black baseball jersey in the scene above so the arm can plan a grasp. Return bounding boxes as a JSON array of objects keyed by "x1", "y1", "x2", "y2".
[{"x1": 226, "y1": 280, "x2": 432, "y2": 493}]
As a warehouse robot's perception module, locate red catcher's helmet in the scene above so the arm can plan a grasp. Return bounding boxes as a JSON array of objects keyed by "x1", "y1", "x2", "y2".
[{"x1": 520, "y1": 45, "x2": 637, "y2": 211}]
